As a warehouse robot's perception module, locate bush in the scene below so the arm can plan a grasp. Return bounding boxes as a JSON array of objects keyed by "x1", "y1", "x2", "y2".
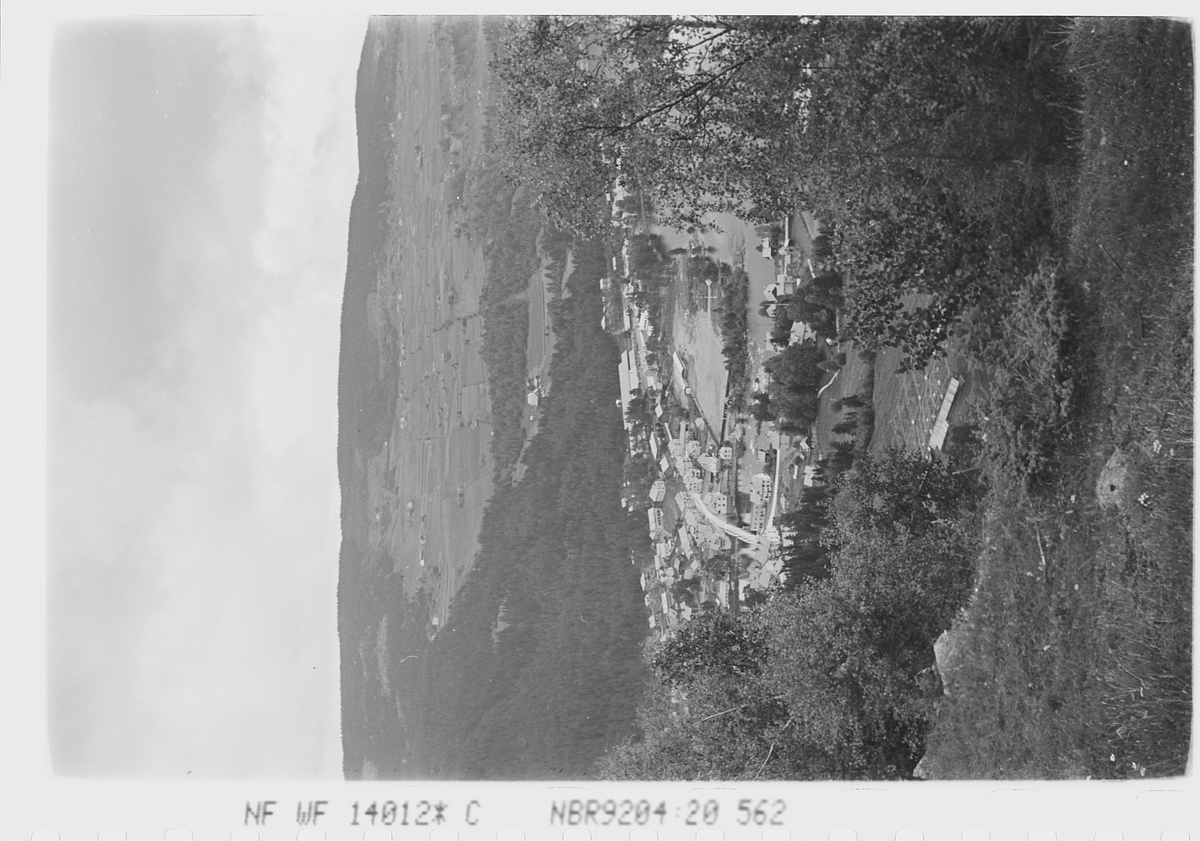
[
  {"x1": 761, "y1": 453, "x2": 982, "y2": 777},
  {"x1": 972, "y1": 259, "x2": 1075, "y2": 489},
  {"x1": 832, "y1": 419, "x2": 858, "y2": 436}
]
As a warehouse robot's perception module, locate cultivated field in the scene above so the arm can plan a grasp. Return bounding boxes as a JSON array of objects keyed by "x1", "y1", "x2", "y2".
[{"x1": 364, "y1": 18, "x2": 496, "y2": 627}]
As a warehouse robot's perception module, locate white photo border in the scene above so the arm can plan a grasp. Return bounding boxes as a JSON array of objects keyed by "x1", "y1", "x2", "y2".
[{"x1": 4, "y1": 0, "x2": 1195, "y2": 839}]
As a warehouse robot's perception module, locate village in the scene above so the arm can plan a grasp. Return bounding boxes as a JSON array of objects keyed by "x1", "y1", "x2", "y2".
[
  {"x1": 506, "y1": 179, "x2": 969, "y2": 646},
  {"x1": 586, "y1": 170, "x2": 977, "y2": 643},
  {"x1": 599, "y1": 189, "x2": 822, "y2": 639}
]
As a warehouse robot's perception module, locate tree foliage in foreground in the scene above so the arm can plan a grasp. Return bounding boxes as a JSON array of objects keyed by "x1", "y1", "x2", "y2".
[
  {"x1": 493, "y1": 16, "x2": 1076, "y2": 367},
  {"x1": 599, "y1": 449, "x2": 984, "y2": 779},
  {"x1": 493, "y1": 15, "x2": 818, "y2": 235}
]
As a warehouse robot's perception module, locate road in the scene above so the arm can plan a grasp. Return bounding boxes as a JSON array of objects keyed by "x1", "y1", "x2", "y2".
[{"x1": 686, "y1": 426, "x2": 783, "y2": 560}]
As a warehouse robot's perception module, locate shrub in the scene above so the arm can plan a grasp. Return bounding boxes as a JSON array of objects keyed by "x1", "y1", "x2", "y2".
[
  {"x1": 832, "y1": 420, "x2": 858, "y2": 436},
  {"x1": 972, "y1": 259, "x2": 1076, "y2": 489}
]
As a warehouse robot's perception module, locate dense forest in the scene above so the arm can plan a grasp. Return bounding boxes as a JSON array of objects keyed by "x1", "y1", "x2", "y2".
[
  {"x1": 464, "y1": 150, "x2": 542, "y2": 482},
  {"x1": 395, "y1": 239, "x2": 650, "y2": 778}
]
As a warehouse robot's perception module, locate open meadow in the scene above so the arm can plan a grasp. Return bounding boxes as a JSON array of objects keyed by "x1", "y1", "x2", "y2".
[{"x1": 919, "y1": 18, "x2": 1193, "y2": 779}]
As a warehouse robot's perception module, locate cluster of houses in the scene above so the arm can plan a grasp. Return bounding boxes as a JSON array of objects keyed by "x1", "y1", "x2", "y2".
[
  {"x1": 524, "y1": 375, "x2": 547, "y2": 408},
  {"x1": 633, "y1": 413, "x2": 794, "y2": 636},
  {"x1": 601, "y1": 187, "x2": 798, "y2": 640},
  {"x1": 756, "y1": 221, "x2": 823, "y2": 349}
]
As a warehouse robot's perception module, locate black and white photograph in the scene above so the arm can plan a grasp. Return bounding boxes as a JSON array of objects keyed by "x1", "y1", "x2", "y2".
[{"x1": 41, "y1": 13, "x2": 1192, "y2": 786}]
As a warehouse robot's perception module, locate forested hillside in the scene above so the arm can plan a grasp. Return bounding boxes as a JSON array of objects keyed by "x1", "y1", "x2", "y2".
[
  {"x1": 400, "y1": 239, "x2": 650, "y2": 778},
  {"x1": 466, "y1": 154, "x2": 541, "y2": 482}
]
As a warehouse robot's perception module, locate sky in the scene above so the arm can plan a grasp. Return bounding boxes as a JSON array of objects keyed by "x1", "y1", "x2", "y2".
[{"x1": 44, "y1": 14, "x2": 366, "y2": 778}]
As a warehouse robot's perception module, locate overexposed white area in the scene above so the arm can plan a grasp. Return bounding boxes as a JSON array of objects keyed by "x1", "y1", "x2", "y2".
[{"x1": 34, "y1": 8, "x2": 366, "y2": 778}]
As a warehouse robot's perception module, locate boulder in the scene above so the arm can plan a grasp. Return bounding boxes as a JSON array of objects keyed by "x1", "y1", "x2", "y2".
[
  {"x1": 1096, "y1": 447, "x2": 1132, "y2": 510},
  {"x1": 933, "y1": 629, "x2": 965, "y2": 698}
]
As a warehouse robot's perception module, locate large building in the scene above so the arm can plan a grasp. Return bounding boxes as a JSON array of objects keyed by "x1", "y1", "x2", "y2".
[
  {"x1": 617, "y1": 348, "x2": 636, "y2": 429},
  {"x1": 647, "y1": 506, "x2": 665, "y2": 537},
  {"x1": 649, "y1": 479, "x2": 667, "y2": 503},
  {"x1": 749, "y1": 502, "x2": 768, "y2": 534},
  {"x1": 753, "y1": 472, "x2": 773, "y2": 499}
]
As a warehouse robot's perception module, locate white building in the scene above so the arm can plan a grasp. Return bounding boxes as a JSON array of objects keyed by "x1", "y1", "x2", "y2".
[
  {"x1": 750, "y1": 502, "x2": 768, "y2": 534},
  {"x1": 704, "y1": 491, "x2": 730, "y2": 516},
  {"x1": 677, "y1": 527, "x2": 693, "y2": 557},
  {"x1": 649, "y1": 479, "x2": 667, "y2": 503},
  {"x1": 617, "y1": 349, "x2": 636, "y2": 430},
  {"x1": 789, "y1": 321, "x2": 811, "y2": 346},
  {"x1": 647, "y1": 506, "x2": 665, "y2": 536},
  {"x1": 753, "y1": 472, "x2": 773, "y2": 499}
]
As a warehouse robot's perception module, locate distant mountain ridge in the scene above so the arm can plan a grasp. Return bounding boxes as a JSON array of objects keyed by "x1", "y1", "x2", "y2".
[{"x1": 336, "y1": 21, "x2": 403, "y2": 780}]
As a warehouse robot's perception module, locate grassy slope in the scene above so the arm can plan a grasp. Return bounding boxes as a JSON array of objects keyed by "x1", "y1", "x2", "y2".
[{"x1": 922, "y1": 18, "x2": 1193, "y2": 779}]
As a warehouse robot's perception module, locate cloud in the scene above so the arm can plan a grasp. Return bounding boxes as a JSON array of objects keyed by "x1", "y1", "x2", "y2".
[
  {"x1": 48, "y1": 16, "x2": 365, "y2": 779},
  {"x1": 252, "y1": 17, "x2": 364, "y2": 280}
]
